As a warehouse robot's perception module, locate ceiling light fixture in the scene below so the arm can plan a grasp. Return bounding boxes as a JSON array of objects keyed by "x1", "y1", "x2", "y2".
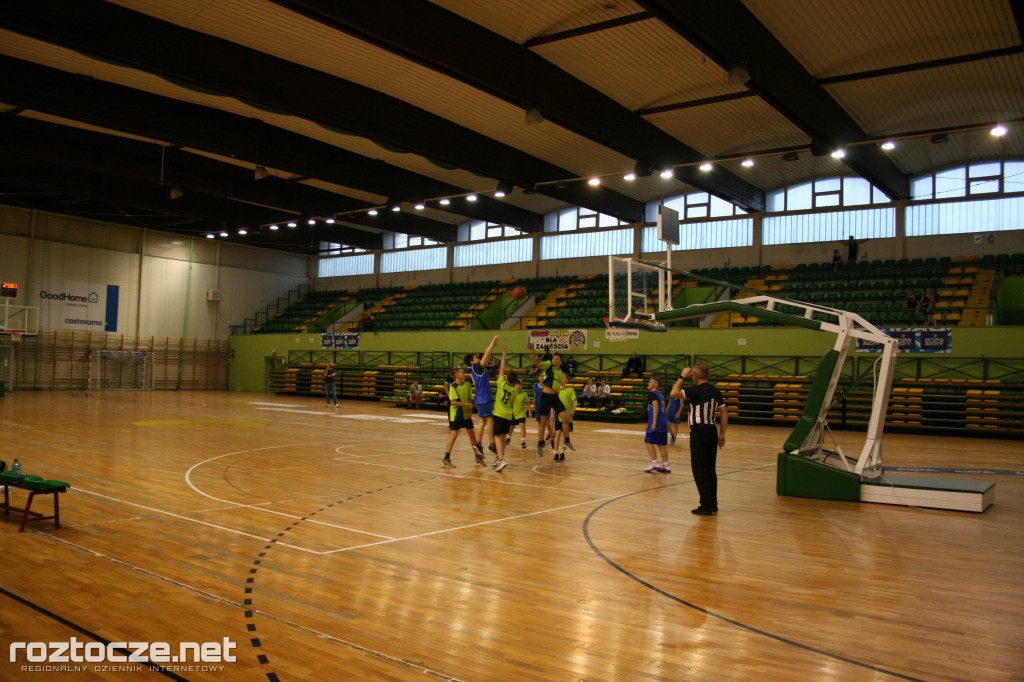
[
  {"x1": 740, "y1": 158, "x2": 754, "y2": 167},
  {"x1": 588, "y1": 177, "x2": 601, "y2": 186},
  {"x1": 325, "y1": 218, "x2": 335, "y2": 224},
  {"x1": 205, "y1": 233, "x2": 215, "y2": 239},
  {"x1": 783, "y1": 152, "x2": 800, "y2": 162},
  {"x1": 494, "y1": 180, "x2": 514, "y2": 198},
  {"x1": 659, "y1": 169, "x2": 674, "y2": 179},
  {"x1": 169, "y1": 186, "x2": 184, "y2": 200},
  {"x1": 831, "y1": 148, "x2": 846, "y2": 159},
  {"x1": 930, "y1": 134, "x2": 949, "y2": 144},
  {"x1": 524, "y1": 107, "x2": 544, "y2": 125},
  {"x1": 634, "y1": 160, "x2": 653, "y2": 177},
  {"x1": 287, "y1": 221, "x2": 297, "y2": 228},
  {"x1": 466, "y1": 194, "x2": 478, "y2": 202},
  {"x1": 253, "y1": 165, "x2": 269, "y2": 180},
  {"x1": 699, "y1": 162, "x2": 713, "y2": 171},
  {"x1": 991, "y1": 124, "x2": 1008, "y2": 137},
  {"x1": 307, "y1": 218, "x2": 316, "y2": 225},
  {"x1": 414, "y1": 202, "x2": 425, "y2": 210},
  {"x1": 439, "y1": 198, "x2": 450, "y2": 206},
  {"x1": 623, "y1": 172, "x2": 636, "y2": 181},
  {"x1": 219, "y1": 231, "x2": 228, "y2": 238},
  {"x1": 237, "y1": 228, "x2": 247, "y2": 235},
  {"x1": 269, "y1": 224, "x2": 279, "y2": 230},
  {"x1": 880, "y1": 141, "x2": 896, "y2": 150},
  {"x1": 367, "y1": 209, "x2": 378, "y2": 216},
  {"x1": 727, "y1": 65, "x2": 750, "y2": 86},
  {"x1": 391, "y1": 204, "x2": 402, "y2": 212}
]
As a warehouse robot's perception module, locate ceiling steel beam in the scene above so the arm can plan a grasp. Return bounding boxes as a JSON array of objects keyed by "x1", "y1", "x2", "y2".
[
  {"x1": 271, "y1": 0, "x2": 764, "y2": 212},
  {"x1": 637, "y1": 0, "x2": 909, "y2": 200},
  {"x1": 0, "y1": 0, "x2": 645, "y2": 222},
  {"x1": 0, "y1": 116, "x2": 457, "y2": 246},
  {"x1": 0, "y1": 56, "x2": 543, "y2": 233}
]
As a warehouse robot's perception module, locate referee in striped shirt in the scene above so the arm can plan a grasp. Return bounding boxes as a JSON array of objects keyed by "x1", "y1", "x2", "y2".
[{"x1": 671, "y1": 364, "x2": 727, "y2": 516}]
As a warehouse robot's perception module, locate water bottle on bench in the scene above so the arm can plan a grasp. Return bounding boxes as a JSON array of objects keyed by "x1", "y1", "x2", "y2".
[{"x1": 11, "y1": 458, "x2": 22, "y2": 476}]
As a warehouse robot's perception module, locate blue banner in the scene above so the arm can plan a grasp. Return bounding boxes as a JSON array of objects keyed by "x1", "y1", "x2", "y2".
[
  {"x1": 856, "y1": 328, "x2": 952, "y2": 353},
  {"x1": 321, "y1": 333, "x2": 360, "y2": 350}
]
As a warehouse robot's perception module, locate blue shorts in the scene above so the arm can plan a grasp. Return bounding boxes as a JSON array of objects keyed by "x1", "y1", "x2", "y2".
[
  {"x1": 645, "y1": 431, "x2": 668, "y2": 446},
  {"x1": 475, "y1": 402, "x2": 493, "y2": 418}
]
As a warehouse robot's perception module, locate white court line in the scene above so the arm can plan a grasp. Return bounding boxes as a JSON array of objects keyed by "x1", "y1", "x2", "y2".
[
  {"x1": 185, "y1": 448, "x2": 395, "y2": 540},
  {"x1": 74, "y1": 488, "x2": 322, "y2": 554},
  {"x1": 254, "y1": 406, "x2": 343, "y2": 416},
  {"x1": 322, "y1": 492, "x2": 622, "y2": 555}
]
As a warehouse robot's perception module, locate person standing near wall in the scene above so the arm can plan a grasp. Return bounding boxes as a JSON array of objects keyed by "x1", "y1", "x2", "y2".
[
  {"x1": 323, "y1": 362, "x2": 338, "y2": 408},
  {"x1": 671, "y1": 364, "x2": 727, "y2": 516}
]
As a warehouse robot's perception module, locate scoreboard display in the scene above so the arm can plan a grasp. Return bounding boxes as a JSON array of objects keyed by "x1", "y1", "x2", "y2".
[{"x1": 1, "y1": 282, "x2": 17, "y2": 298}]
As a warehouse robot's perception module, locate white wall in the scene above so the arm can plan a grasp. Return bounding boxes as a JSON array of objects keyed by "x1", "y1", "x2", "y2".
[{"x1": 0, "y1": 205, "x2": 309, "y2": 340}]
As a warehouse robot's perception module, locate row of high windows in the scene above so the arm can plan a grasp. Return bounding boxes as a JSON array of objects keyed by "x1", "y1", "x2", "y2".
[{"x1": 319, "y1": 159, "x2": 1023, "y2": 258}]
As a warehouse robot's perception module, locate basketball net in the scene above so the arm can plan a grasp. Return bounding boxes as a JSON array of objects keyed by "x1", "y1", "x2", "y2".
[{"x1": 8, "y1": 330, "x2": 23, "y2": 343}]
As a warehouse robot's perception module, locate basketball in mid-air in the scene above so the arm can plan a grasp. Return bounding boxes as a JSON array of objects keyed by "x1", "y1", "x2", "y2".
[{"x1": 512, "y1": 285, "x2": 527, "y2": 300}]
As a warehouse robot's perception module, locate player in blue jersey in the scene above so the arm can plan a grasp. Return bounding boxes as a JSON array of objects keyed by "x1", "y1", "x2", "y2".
[
  {"x1": 465, "y1": 334, "x2": 500, "y2": 459},
  {"x1": 643, "y1": 376, "x2": 670, "y2": 473}
]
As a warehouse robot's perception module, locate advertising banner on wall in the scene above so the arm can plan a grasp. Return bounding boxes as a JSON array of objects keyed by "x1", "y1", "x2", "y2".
[
  {"x1": 604, "y1": 327, "x2": 640, "y2": 342},
  {"x1": 38, "y1": 281, "x2": 120, "y2": 332},
  {"x1": 855, "y1": 328, "x2": 952, "y2": 353},
  {"x1": 528, "y1": 329, "x2": 588, "y2": 351},
  {"x1": 321, "y1": 333, "x2": 360, "y2": 349}
]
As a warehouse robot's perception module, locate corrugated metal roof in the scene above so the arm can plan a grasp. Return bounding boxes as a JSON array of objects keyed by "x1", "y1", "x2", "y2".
[{"x1": 0, "y1": 0, "x2": 1019, "y2": 250}]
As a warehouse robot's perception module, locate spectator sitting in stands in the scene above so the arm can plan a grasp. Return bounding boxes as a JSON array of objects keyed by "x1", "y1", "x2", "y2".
[
  {"x1": 597, "y1": 378, "x2": 615, "y2": 410},
  {"x1": 407, "y1": 380, "x2": 424, "y2": 409},
  {"x1": 903, "y1": 289, "x2": 918, "y2": 310},
  {"x1": 831, "y1": 249, "x2": 844, "y2": 272},
  {"x1": 581, "y1": 377, "x2": 599, "y2": 408},
  {"x1": 917, "y1": 287, "x2": 936, "y2": 314},
  {"x1": 359, "y1": 312, "x2": 374, "y2": 331},
  {"x1": 564, "y1": 355, "x2": 578, "y2": 377},
  {"x1": 622, "y1": 351, "x2": 645, "y2": 378}
]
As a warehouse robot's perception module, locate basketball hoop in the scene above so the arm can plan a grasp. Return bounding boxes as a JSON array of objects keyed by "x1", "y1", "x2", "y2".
[{"x1": 8, "y1": 329, "x2": 24, "y2": 342}]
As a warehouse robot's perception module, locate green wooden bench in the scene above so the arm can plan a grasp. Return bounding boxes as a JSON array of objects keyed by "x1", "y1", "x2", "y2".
[{"x1": 0, "y1": 471, "x2": 70, "y2": 532}]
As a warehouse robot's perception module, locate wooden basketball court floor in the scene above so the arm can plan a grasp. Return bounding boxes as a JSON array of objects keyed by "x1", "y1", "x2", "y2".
[{"x1": 1, "y1": 390, "x2": 1021, "y2": 681}]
